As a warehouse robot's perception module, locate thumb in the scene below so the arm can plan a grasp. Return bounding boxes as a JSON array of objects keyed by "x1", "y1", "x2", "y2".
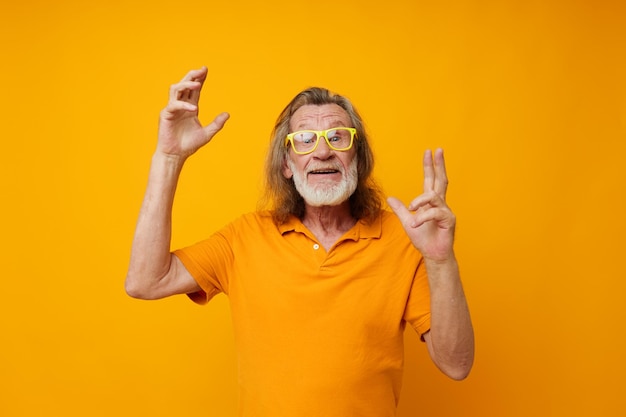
[
  {"x1": 203, "y1": 112, "x2": 230, "y2": 138},
  {"x1": 387, "y1": 196, "x2": 412, "y2": 224}
]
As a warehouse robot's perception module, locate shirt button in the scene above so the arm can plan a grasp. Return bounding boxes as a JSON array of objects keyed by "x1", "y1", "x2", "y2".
[{"x1": 313, "y1": 244, "x2": 320, "y2": 250}]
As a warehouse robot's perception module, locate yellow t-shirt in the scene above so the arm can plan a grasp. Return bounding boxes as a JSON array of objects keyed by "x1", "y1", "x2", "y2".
[{"x1": 174, "y1": 210, "x2": 431, "y2": 417}]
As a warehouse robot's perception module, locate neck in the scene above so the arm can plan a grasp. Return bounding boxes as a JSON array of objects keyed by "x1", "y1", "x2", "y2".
[{"x1": 302, "y1": 201, "x2": 357, "y2": 250}]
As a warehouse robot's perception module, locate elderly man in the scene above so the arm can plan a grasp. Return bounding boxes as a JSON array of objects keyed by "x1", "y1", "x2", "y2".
[{"x1": 126, "y1": 67, "x2": 474, "y2": 417}]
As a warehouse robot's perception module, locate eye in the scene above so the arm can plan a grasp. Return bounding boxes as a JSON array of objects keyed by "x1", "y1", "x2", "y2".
[
  {"x1": 327, "y1": 130, "x2": 341, "y2": 142},
  {"x1": 294, "y1": 132, "x2": 316, "y2": 144}
]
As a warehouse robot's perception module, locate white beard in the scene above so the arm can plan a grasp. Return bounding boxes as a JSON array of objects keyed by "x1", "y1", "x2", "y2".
[{"x1": 287, "y1": 156, "x2": 358, "y2": 207}]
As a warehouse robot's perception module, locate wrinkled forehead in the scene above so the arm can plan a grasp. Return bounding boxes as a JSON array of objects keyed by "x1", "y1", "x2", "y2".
[{"x1": 289, "y1": 104, "x2": 351, "y2": 131}]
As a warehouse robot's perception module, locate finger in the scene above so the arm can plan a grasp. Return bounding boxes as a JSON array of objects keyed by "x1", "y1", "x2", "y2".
[
  {"x1": 390, "y1": 195, "x2": 449, "y2": 229},
  {"x1": 423, "y1": 149, "x2": 434, "y2": 193},
  {"x1": 188, "y1": 66, "x2": 208, "y2": 104},
  {"x1": 433, "y1": 148, "x2": 448, "y2": 199},
  {"x1": 181, "y1": 66, "x2": 208, "y2": 83},
  {"x1": 172, "y1": 68, "x2": 200, "y2": 101},
  {"x1": 161, "y1": 100, "x2": 198, "y2": 119},
  {"x1": 412, "y1": 206, "x2": 453, "y2": 229},
  {"x1": 408, "y1": 191, "x2": 445, "y2": 212},
  {"x1": 169, "y1": 80, "x2": 202, "y2": 104},
  {"x1": 387, "y1": 196, "x2": 412, "y2": 224}
]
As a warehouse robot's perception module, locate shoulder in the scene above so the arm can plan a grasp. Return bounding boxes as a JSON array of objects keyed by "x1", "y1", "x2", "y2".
[{"x1": 222, "y1": 211, "x2": 279, "y2": 235}]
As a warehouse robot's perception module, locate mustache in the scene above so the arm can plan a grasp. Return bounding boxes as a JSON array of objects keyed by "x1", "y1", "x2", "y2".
[{"x1": 305, "y1": 161, "x2": 344, "y2": 173}]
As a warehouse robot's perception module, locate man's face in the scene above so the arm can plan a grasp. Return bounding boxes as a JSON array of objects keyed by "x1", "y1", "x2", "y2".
[{"x1": 283, "y1": 104, "x2": 358, "y2": 207}]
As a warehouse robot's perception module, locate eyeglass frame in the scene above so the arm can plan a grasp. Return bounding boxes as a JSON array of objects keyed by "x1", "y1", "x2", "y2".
[{"x1": 284, "y1": 127, "x2": 357, "y2": 155}]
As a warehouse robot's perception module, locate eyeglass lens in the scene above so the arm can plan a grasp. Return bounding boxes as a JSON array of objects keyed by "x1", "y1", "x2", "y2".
[{"x1": 292, "y1": 128, "x2": 352, "y2": 153}]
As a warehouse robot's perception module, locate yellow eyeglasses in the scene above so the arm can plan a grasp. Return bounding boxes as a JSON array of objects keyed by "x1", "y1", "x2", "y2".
[{"x1": 285, "y1": 127, "x2": 357, "y2": 155}]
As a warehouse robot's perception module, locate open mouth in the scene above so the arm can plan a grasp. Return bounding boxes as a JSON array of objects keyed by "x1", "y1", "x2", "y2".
[{"x1": 309, "y1": 169, "x2": 340, "y2": 175}]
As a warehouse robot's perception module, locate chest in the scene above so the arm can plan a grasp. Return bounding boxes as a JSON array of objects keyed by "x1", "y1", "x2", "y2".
[{"x1": 227, "y1": 230, "x2": 420, "y2": 323}]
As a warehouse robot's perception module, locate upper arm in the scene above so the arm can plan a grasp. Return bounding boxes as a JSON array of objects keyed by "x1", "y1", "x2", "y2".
[
  {"x1": 126, "y1": 254, "x2": 201, "y2": 300},
  {"x1": 161, "y1": 253, "x2": 202, "y2": 297}
]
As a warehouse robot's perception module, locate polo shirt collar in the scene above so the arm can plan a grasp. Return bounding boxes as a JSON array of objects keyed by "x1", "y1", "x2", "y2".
[{"x1": 278, "y1": 213, "x2": 382, "y2": 241}]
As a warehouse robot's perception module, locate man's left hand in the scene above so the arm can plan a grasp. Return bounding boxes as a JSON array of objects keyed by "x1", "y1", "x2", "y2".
[{"x1": 387, "y1": 148, "x2": 456, "y2": 262}]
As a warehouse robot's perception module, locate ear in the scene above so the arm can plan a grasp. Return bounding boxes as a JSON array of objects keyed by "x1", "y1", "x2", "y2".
[{"x1": 282, "y1": 155, "x2": 293, "y2": 179}]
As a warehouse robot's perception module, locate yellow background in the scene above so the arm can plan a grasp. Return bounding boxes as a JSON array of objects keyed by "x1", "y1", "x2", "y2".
[{"x1": 2, "y1": 0, "x2": 625, "y2": 415}]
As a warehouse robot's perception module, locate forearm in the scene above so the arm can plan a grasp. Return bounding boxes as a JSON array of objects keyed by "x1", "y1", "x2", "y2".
[
  {"x1": 125, "y1": 152, "x2": 185, "y2": 298},
  {"x1": 425, "y1": 256, "x2": 474, "y2": 380}
]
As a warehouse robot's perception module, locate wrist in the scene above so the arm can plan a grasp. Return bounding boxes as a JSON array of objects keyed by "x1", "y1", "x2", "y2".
[
  {"x1": 148, "y1": 151, "x2": 187, "y2": 188},
  {"x1": 152, "y1": 150, "x2": 186, "y2": 171},
  {"x1": 423, "y1": 254, "x2": 459, "y2": 276}
]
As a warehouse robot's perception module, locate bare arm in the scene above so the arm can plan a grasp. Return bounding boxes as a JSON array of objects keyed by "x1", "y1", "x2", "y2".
[
  {"x1": 421, "y1": 258, "x2": 474, "y2": 381},
  {"x1": 125, "y1": 67, "x2": 229, "y2": 300},
  {"x1": 387, "y1": 149, "x2": 474, "y2": 380}
]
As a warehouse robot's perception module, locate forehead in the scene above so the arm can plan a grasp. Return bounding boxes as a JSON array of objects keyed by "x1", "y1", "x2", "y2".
[{"x1": 289, "y1": 104, "x2": 351, "y2": 130}]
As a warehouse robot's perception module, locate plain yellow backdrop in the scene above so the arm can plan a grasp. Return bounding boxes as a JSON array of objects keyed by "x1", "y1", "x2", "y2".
[{"x1": 1, "y1": 0, "x2": 625, "y2": 416}]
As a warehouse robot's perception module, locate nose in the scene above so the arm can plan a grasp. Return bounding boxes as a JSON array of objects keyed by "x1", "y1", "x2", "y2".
[{"x1": 312, "y1": 135, "x2": 333, "y2": 159}]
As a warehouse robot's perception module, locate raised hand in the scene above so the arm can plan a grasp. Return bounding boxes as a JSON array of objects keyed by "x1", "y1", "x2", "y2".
[
  {"x1": 157, "y1": 67, "x2": 230, "y2": 160},
  {"x1": 387, "y1": 148, "x2": 456, "y2": 262}
]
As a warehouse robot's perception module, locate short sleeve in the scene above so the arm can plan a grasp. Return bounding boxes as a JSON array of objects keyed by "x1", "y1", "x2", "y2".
[{"x1": 173, "y1": 227, "x2": 235, "y2": 305}]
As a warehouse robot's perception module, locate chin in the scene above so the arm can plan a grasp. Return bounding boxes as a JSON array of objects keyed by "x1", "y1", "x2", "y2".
[{"x1": 300, "y1": 183, "x2": 355, "y2": 207}]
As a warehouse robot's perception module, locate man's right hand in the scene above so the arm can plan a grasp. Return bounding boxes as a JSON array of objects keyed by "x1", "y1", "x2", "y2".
[{"x1": 157, "y1": 66, "x2": 230, "y2": 160}]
